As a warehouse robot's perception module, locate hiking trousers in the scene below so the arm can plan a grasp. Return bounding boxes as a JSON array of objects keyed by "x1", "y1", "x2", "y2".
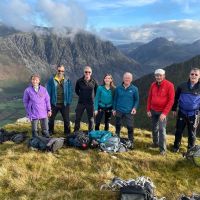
[
  {"x1": 74, "y1": 103, "x2": 94, "y2": 132},
  {"x1": 174, "y1": 110, "x2": 196, "y2": 150},
  {"x1": 151, "y1": 110, "x2": 167, "y2": 152},
  {"x1": 95, "y1": 106, "x2": 112, "y2": 131},
  {"x1": 115, "y1": 111, "x2": 134, "y2": 143},
  {"x1": 32, "y1": 118, "x2": 49, "y2": 137},
  {"x1": 49, "y1": 104, "x2": 70, "y2": 135}
]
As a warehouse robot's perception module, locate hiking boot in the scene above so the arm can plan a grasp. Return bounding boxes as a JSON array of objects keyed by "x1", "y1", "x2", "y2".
[
  {"x1": 130, "y1": 142, "x2": 134, "y2": 150},
  {"x1": 149, "y1": 143, "x2": 158, "y2": 148},
  {"x1": 173, "y1": 148, "x2": 179, "y2": 153},
  {"x1": 160, "y1": 150, "x2": 166, "y2": 156}
]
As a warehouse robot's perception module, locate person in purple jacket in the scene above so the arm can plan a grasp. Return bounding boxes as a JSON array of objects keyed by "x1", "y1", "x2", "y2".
[{"x1": 23, "y1": 74, "x2": 52, "y2": 137}]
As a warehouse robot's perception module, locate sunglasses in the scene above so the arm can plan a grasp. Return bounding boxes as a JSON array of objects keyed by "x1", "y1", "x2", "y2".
[
  {"x1": 84, "y1": 71, "x2": 91, "y2": 74},
  {"x1": 58, "y1": 70, "x2": 65, "y2": 72},
  {"x1": 190, "y1": 73, "x2": 199, "y2": 76}
]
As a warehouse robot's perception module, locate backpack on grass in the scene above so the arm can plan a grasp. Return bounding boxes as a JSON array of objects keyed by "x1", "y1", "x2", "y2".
[
  {"x1": 100, "y1": 135, "x2": 128, "y2": 153},
  {"x1": 28, "y1": 136, "x2": 64, "y2": 152},
  {"x1": 100, "y1": 176, "x2": 159, "y2": 200},
  {"x1": 183, "y1": 145, "x2": 200, "y2": 167},
  {"x1": 0, "y1": 128, "x2": 28, "y2": 144},
  {"x1": 66, "y1": 131, "x2": 90, "y2": 150}
]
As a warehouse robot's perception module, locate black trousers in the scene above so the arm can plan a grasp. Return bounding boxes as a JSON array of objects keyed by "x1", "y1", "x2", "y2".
[
  {"x1": 174, "y1": 110, "x2": 196, "y2": 150},
  {"x1": 49, "y1": 104, "x2": 70, "y2": 135},
  {"x1": 95, "y1": 106, "x2": 112, "y2": 131},
  {"x1": 74, "y1": 103, "x2": 94, "y2": 132},
  {"x1": 115, "y1": 111, "x2": 134, "y2": 143}
]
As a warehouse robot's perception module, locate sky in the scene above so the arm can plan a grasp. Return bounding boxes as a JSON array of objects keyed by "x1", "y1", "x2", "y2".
[{"x1": 0, "y1": 0, "x2": 200, "y2": 44}]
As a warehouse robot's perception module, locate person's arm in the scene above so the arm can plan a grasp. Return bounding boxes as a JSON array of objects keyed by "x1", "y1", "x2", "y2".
[
  {"x1": 68, "y1": 80, "x2": 73, "y2": 104},
  {"x1": 75, "y1": 80, "x2": 80, "y2": 96},
  {"x1": 171, "y1": 86, "x2": 181, "y2": 112},
  {"x1": 112, "y1": 88, "x2": 118, "y2": 116},
  {"x1": 23, "y1": 89, "x2": 29, "y2": 115},
  {"x1": 131, "y1": 87, "x2": 139, "y2": 114},
  {"x1": 162, "y1": 83, "x2": 175, "y2": 116},
  {"x1": 94, "y1": 86, "x2": 100, "y2": 111},
  {"x1": 94, "y1": 80, "x2": 98, "y2": 95},
  {"x1": 146, "y1": 84, "x2": 153, "y2": 117},
  {"x1": 45, "y1": 89, "x2": 52, "y2": 117}
]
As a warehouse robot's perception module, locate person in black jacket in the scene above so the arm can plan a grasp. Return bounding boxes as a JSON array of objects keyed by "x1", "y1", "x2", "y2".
[
  {"x1": 74, "y1": 66, "x2": 98, "y2": 132},
  {"x1": 172, "y1": 68, "x2": 200, "y2": 152}
]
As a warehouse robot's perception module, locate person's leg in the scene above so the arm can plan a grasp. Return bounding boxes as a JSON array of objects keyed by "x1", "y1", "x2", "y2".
[
  {"x1": 48, "y1": 104, "x2": 59, "y2": 135},
  {"x1": 151, "y1": 111, "x2": 159, "y2": 147},
  {"x1": 74, "y1": 103, "x2": 85, "y2": 132},
  {"x1": 173, "y1": 112, "x2": 186, "y2": 151},
  {"x1": 104, "y1": 108, "x2": 112, "y2": 131},
  {"x1": 125, "y1": 113, "x2": 134, "y2": 148},
  {"x1": 60, "y1": 104, "x2": 70, "y2": 135},
  {"x1": 31, "y1": 119, "x2": 39, "y2": 137},
  {"x1": 158, "y1": 117, "x2": 167, "y2": 152},
  {"x1": 187, "y1": 115, "x2": 196, "y2": 150},
  {"x1": 40, "y1": 118, "x2": 50, "y2": 137},
  {"x1": 115, "y1": 111, "x2": 122, "y2": 138},
  {"x1": 86, "y1": 104, "x2": 94, "y2": 132},
  {"x1": 95, "y1": 109, "x2": 104, "y2": 130}
]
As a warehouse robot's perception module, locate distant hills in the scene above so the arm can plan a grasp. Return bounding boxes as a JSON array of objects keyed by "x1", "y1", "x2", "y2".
[
  {"x1": 118, "y1": 37, "x2": 200, "y2": 74},
  {"x1": 0, "y1": 24, "x2": 141, "y2": 90}
]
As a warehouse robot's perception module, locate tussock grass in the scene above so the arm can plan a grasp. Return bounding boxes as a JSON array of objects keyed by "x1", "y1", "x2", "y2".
[{"x1": 0, "y1": 123, "x2": 199, "y2": 200}]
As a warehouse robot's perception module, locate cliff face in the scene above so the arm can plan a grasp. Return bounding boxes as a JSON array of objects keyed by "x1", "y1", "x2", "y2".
[{"x1": 0, "y1": 27, "x2": 141, "y2": 87}]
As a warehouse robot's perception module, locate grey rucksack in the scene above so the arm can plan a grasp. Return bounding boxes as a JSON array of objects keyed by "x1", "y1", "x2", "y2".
[{"x1": 100, "y1": 136, "x2": 127, "y2": 153}]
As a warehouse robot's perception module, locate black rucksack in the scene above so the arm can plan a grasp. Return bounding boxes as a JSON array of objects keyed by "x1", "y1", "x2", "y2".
[
  {"x1": 180, "y1": 194, "x2": 200, "y2": 200},
  {"x1": 120, "y1": 185, "x2": 147, "y2": 200},
  {"x1": 66, "y1": 131, "x2": 90, "y2": 150},
  {"x1": 28, "y1": 136, "x2": 64, "y2": 152},
  {"x1": 0, "y1": 129, "x2": 28, "y2": 144}
]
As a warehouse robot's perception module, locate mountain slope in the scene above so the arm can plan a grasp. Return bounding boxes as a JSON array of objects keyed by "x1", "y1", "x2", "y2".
[
  {"x1": 121, "y1": 37, "x2": 200, "y2": 74},
  {"x1": 0, "y1": 26, "x2": 141, "y2": 89}
]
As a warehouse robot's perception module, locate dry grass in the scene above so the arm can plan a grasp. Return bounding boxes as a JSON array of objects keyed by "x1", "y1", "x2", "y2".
[{"x1": 0, "y1": 122, "x2": 199, "y2": 200}]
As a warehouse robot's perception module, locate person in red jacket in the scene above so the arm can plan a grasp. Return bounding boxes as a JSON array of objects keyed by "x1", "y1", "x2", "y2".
[{"x1": 147, "y1": 69, "x2": 175, "y2": 155}]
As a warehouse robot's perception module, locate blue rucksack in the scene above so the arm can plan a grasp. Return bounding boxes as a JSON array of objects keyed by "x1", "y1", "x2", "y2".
[{"x1": 89, "y1": 130, "x2": 113, "y2": 143}]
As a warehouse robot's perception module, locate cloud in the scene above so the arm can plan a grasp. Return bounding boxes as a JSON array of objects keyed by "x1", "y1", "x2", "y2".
[
  {"x1": 0, "y1": 0, "x2": 87, "y2": 33},
  {"x1": 97, "y1": 20, "x2": 200, "y2": 44},
  {"x1": 77, "y1": 0, "x2": 159, "y2": 10},
  {"x1": 0, "y1": 0, "x2": 33, "y2": 31},
  {"x1": 171, "y1": 0, "x2": 200, "y2": 14},
  {"x1": 36, "y1": 0, "x2": 87, "y2": 30}
]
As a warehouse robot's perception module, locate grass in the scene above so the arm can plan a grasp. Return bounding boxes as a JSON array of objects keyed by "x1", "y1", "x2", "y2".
[{"x1": 0, "y1": 122, "x2": 199, "y2": 200}]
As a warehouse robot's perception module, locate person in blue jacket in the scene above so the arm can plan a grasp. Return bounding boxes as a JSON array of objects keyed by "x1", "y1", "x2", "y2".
[
  {"x1": 113, "y1": 72, "x2": 139, "y2": 149},
  {"x1": 172, "y1": 68, "x2": 200, "y2": 152},
  {"x1": 94, "y1": 74, "x2": 115, "y2": 131},
  {"x1": 46, "y1": 64, "x2": 72, "y2": 136}
]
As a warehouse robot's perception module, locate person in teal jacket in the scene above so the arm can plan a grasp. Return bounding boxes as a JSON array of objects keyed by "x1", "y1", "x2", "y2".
[
  {"x1": 113, "y1": 72, "x2": 139, "y2": 149},
  {"x1": 46, "y1": 64, "x2": 72, "y2": 136},
  {"x1": 94, "y1": 74, "x2": 115, "y2": 130}
]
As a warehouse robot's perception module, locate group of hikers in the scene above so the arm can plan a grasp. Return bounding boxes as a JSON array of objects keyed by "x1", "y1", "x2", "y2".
[{"x1": 23, "y1": 65, "x2": 200, "y2": 155}]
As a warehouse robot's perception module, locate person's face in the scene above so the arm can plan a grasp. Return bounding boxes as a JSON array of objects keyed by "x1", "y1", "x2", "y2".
[
  {"x1": 57, "y1": 66, "x2": 65, "y2": 77},
  {"x1": 104, "y1": 75, "x2": 112, "y2": 85},
  {"x1": 123, "y1": 74, "x2": 132, "y2": 86},
  {"x1": 189, "y1": 70, "x2": 200, "y2": 83},
  {"x1": 84, "y1": 68, "x2": 92, "y2": 79},
  {"x1": 31, "y1": 77, "x2": 40, "y2": 86},
  {"x1": 155, "y1": 74, "x2": 165, "y2": 83}
]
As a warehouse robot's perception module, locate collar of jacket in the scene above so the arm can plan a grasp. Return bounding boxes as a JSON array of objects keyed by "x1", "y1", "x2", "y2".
[{"x1": 54, "y1": 74, "x2": 64, "y2": 83}]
